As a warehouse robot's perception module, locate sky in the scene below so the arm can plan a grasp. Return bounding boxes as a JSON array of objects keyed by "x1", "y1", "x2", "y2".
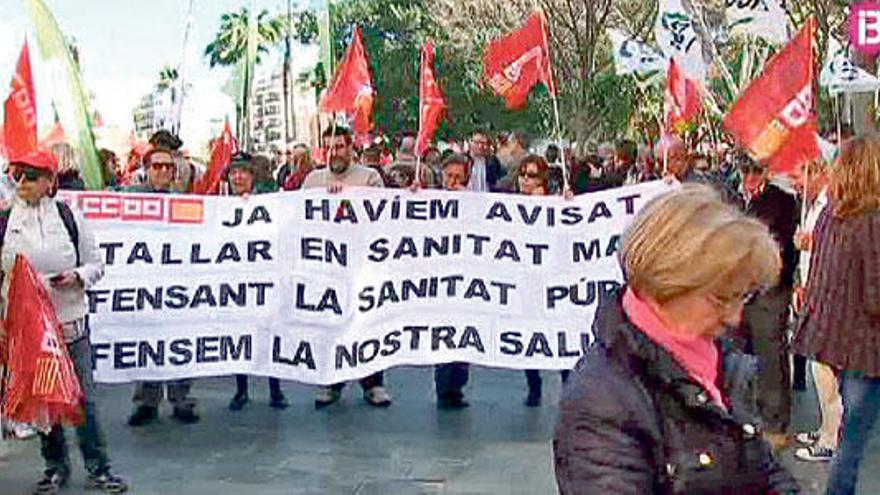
[{"x1": 0, "y1": 0, "x2": 319, "y2": 147}]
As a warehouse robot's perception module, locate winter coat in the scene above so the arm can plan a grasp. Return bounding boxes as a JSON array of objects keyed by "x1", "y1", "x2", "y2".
[
  {"x1": 554, "y1": 289, "x2": 798, "y2": 495},
  {"x1": 0, "y1": 195, "x2": 104, "y2": 339},
  {"x1": 746, "y1": 184, "x2": 799, "y2": 288}
]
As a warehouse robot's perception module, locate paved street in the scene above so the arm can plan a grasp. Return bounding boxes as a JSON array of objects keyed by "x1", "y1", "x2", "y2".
[{"x1": 0, "y1": 365, "x2": 877, "y2": 494}]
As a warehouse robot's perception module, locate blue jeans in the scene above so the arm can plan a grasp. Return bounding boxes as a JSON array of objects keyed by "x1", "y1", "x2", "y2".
[
  {"x1": 826, "y1": 371, "x2": 880, "y2": 495},
  {"x1": 39, "y1": 333, "x2": 109, "y2": 475}
]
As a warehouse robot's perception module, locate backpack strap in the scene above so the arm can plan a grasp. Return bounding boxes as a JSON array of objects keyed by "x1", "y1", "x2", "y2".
[{"x1": 55, "y1": 201, "x2": 81, "y2": 267}]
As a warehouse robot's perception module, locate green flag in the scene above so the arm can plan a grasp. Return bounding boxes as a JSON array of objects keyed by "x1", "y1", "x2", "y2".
[{"x1": 27, "y1": 0, "x2": 103, "y2": 190}]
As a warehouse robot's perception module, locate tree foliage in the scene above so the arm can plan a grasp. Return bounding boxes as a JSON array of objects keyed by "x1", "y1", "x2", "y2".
[{"x1": 204, "y1": 8, "x2": 285, "y2": 68}]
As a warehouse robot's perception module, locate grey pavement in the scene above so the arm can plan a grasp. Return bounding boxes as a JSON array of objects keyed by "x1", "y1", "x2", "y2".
[{"x1": 0, "y1": 365, "x2": 877, "y2": 494}]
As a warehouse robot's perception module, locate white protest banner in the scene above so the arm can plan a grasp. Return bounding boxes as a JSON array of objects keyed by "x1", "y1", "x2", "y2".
[
  {"x1": 59, "y1": 182, "x2": 671, "y2": 384},
  {"x1": 726, "y1": 0, "x2": 790, "y2": 45}
]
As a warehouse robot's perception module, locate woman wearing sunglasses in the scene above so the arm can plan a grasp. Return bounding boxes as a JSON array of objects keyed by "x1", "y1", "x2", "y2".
[
  {"x1": 554, "y1": 185, "x2": 798, "y2": 494},
  {"x1": 2, "y1": 151, "x2": 127, "y2": 494}
]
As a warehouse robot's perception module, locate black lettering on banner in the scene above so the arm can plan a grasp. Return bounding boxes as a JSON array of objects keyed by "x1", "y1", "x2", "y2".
[
  {"x1": 525, "y1": 332, "x2": 553, "y2": 357},
  {"x1": 458, "y1": 326, "x2": 485, "y2": 353},
  {"x1": 524, "y1": 244, "x2": 549, "y2": 265},
  {"x1": 402, "y1": 326, "x2": 428, "y2": 350},
  {"x1": 169, "y1": 339, "x2": 193, "y2": 365},
  {"x1": 248, "y1": 241, "x2": 272, "y2": 262},
  {"x1": 561, "y1": 206, "x2": 584, "y2": 225},
  {"x1": 334, "y1": 200, "x2": 357, "y2": 223},
  {"x1": 191, "y1": 285, "x2": 217, "y2": 308},
  {"x1": 305, "y1": 199, "x2": 330, "y2": 221},
  {"x1": 485, "y1": 202, "x2": 513, "y2": 222},
  {"x1": 368, "y1": 238, "x2": 390, "y2": 262},
  {"x1": 272, "y1": 337, "x2": 316, "y2": 369},
  {"x1": 92, "y1": 343, "x2": 110, "y2": 365},
  {"x1": 381, "y1": 331, "x2": 402, "y2": 356},
  {"x1": 546, "y1": 280, "x2": 622, "y2": 309},
  {"x1": 494, "y1": 240, "x2": 521, "y2": 262},
  {"x1": 572, "y1": 237, "x2": 619, "y2": 263},
  {"x1": 127, "y1": 243, "x2": 153, "y2": 264},
  {"x1": 517, "y1": 204, "x2": 542, "y2": 225},
  {"x1": 138, "y1": 341, "x2": 164, "y2": 367},
  {"x1": 197, "y1": 336, "x2": 221, "y2": 363},
  {"x1": 406, "y1": 200, "x2": 428, "y2": 221},
  {"x1": 431, "y1": 199, "x2": 458, "y2": 219},
  {"x1": 161, "y1": 244, "x2": 183, "y2": 265},
  {"x1": 500, "y1": 332, "x2": 524, "y2": 355},
  {"x1": 190, "y1": 244, "x2": 211, "y2": 264},
  {"x1": 112, "y1": 289, "x2": 137, "y2": 312},
  {"x1": 357, "y1": 276, "x2": 517, "y2": 313},
  {"x1": 216, "y1": 243, "x2": 242, "y2": 263},
  {"x1": 99, "y1": 242, "x2": 123, "y2": 265},
  {"x1": 114, "y1": 342, "x2": 137, "y2": 369},
  {"x1": 166, "y1": 286, "x2": 189, "y2": 309},
  {"x1": 295, "y1": 284, "x2": 342, "y2": 315},
  {"x1": 359, "y1": 340, "x2": 381, "y2": 364},
  {"x1": 301, "y1": 237, "x2": 348, "y2": 266},
  {"x1": 221, "y1": 335, "x2": 252, "y2": 361},
  {"x1": 617, "y1": 193, "x2": 641, "y2": 215},
  {"x1": 432, "y1": 326, "x2": 456, "y2": 350},
  {"x1": 394, "y1": 237, "x2": 418, "y2": 259},
  {"x1": 588, "y1": 201, "x2": 613, "y2": 223}
]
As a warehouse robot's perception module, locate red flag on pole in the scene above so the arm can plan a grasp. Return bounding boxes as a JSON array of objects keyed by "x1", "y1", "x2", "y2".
[
  {"x1": 416, "y1": 41, "x2": 447, "y2": 156},
  {"x1": 665, "y1": 58, "x2": 702, "y2": 135},
  {"x1": 194, "y1": 120, "x2": 236, "y2": 195},
  {"x1": 724, "y1": 18, "x2": 819, "y2": 175},
  {"x1": 319, "y1": 26, "x2": 375, "y2": 135},
  {"x1": 3, "y1": 255, "x2": 83, "y2": 431},
  {"x1": 3, "y1": 41, "x2": 38, "y2": 161},
  {"x1": 483, "y1": 12, "x2": 555, "y2": 110}
]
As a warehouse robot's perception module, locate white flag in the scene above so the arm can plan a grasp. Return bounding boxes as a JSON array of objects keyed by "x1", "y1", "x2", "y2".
[
  {"x1": 608, "y1": 30, "x2": 667, "y2": 78},
  {"x1": 726, "y1": 0, "x2": 790, "y2": 45},
  {"x1": 820, "y1": 37, "x2": 880, "y2": 96},
  {"x1": 655, "y1": 0, "x2": 709, "y2": 84}
]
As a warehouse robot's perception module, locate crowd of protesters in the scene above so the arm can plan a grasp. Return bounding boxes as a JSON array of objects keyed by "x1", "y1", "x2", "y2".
[{"x1": 2, "y1": 120, "x2": 879, "y2": 494}]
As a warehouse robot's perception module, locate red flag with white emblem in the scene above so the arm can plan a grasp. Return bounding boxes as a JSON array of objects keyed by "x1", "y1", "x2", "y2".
[
  {"x1": 724, "y1": 19, "x2": 819, "y2": 175},
  {"x1": 416, "y1": 42, "x2": 447, "y2": 155},
  {"x1": 3, "y1": 255, "x2": 83, "y2": 431},
  {"x1": 483, "y1": 11, "x2": 556, "y2": 110}
]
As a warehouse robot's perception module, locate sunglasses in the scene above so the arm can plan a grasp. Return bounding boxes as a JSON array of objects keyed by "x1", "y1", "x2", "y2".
[
  {"x1": 12, "y1": 168, "x2": 47, "y2": 182},
  {"x1": 150, "y1": 162, "x2": 175, "y2": 171},
  {"x1": 522, "y1": 172, "x2": 543, "y2": 179}
]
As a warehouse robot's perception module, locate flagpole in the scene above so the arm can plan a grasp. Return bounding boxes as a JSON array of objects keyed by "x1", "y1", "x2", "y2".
[
  {"x1": 416, "y1": 43, "x2": 425, "y2": 188},
  {"x1": 537, "y1": 9, "x2": 569, "y2": 193},
  {"x1": 173, "y1": 0, "x2": 195, "y2": 136}
]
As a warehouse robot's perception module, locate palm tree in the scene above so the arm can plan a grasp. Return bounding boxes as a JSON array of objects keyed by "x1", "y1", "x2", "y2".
[
  {"x1": 204, "y1": 7, "x2": 284, "y2": 68},
  {"x1": 204, "y1": 7, "x2": 284, "y2": 148}
]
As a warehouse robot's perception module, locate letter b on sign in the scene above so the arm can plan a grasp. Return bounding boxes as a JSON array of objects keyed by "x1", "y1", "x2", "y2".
[{"x1": 853, "y1": 3, "x2": 880, "y2": 55}]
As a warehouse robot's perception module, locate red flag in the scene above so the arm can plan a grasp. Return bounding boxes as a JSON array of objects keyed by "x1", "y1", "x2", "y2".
[
  {"x1": 483, "y1": 12, "x2": 555, "y2": 110},
  {"x1": 665, "y1": 58, "x2": 702, "y2": 135},
  {"x1": 194, "y1": 120, "x2": 236, "y2": 195},
  {"x1": 3, "y1": 41, "x2": 38, "y2": 161},
  {"x1": 320, "y1": 26, "x2": 375, "y2": 135},
  {"x1": 416, "y1": 42, "x2": 447, "y2": 156},
  {"x1": 724, "y1": 19, "x2": 819, "y2": 175},
  {"x1": 3, "y1": 255, "x2": 83, "y2": 431}
]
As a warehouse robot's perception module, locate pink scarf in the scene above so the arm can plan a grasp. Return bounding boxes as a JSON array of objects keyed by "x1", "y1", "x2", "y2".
[{"x1": 622, "y1": 288, "x2": 726, "y2": 409}]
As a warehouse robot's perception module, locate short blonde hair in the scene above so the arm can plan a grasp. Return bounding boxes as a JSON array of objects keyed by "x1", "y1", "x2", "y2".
[
  {"x1": 831, "y1": 134, "x2": 880, "y2": 218},
  {"x1": 622, "y1": 184, "x2": 780, "y2": 303}
]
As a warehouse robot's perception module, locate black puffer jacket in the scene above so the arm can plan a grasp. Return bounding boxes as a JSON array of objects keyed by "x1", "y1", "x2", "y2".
[{"x1": 554, "y1": 289, "x2": 798, "y2": 494}]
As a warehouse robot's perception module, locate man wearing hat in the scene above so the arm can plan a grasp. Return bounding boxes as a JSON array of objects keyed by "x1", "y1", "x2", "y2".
[
  {"x1": 1, "y1": 151, "x2": 128, "y2": 493},
  {"x1": 123, "y1": 147, "x2": 201, "y2": 425}
]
